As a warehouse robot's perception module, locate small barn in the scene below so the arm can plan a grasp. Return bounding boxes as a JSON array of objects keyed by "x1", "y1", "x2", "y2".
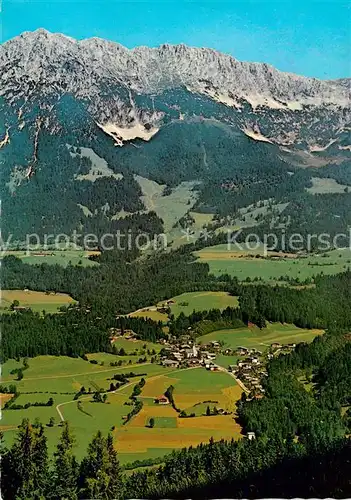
[{"x1": 154, "y1": 395, "x2": 170, "y2": 405}]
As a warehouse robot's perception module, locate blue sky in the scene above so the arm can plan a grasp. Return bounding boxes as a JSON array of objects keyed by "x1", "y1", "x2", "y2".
[{"x1": 2, "y1": 0, "x2": 350, "y2": 79}]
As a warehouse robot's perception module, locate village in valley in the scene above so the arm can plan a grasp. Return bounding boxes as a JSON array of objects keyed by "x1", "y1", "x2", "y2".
[
  {"x1": 110, "y1": 323, "x2": 299, "y2": 402},
  {"x1": 2, "y1": 290, "x2": 322, "y2": 464},
  {"x1": 156, "y1": 336, "x2": 296, "y2": 399}
]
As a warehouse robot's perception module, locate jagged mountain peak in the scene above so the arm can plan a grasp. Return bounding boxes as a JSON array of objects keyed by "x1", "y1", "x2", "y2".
[
  {"x1": 0, "y1": 29, "x2": 350, "y2": 158},
  {"x1": 0, "y1": 30, "x2": 350, "y2": 241},
  {"x1": 1, "y1": 29, "x2": 349, "y2": 108}
]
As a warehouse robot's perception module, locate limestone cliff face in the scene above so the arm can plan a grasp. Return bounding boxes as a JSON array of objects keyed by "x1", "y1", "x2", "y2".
[
  {"x1": 0, "y1": 30, "x2": 350, "y2": 239},
  {"x1": 1, "y1": 28, "x2": 349, "y2": 103},
  {"x1": 0, "y1": 28, "x2": 350, "y2": 149}
]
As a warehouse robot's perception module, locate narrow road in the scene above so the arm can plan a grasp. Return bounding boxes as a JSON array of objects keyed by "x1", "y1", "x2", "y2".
[
  {"x1": 214, "y1": 364, "x2": 250, "y2": 394},
  {"x1": 56, "y1": 379, "x2": 137, "y2": 421},
  {"x1": 56, "y1": 365, "x2": 199, "y2": 421},
  {"x1": 227, "y1": 371, "x2": 250, "y2": 394}
]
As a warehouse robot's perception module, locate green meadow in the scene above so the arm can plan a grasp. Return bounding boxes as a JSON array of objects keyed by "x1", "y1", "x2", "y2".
[
  {"x1": 195, "y1": 246, "x2": 351, "y2": 281},
  {"x1": 1, "y1": 250, "x2": 99, "y2": 267},
  {"x1": 198, "y1": 322, "x2": 323, "y2": 353},
  {"x1": 1, "y1": 356, "x2": 241, "y2": 464},
  {"x1": 1, "y1": 290, "x2": 77, "y2": 314},
  {"x1": 171, "y1": 368, "x2": 235, "y2": 393},
  {"x1": 163, "y1": 291, "x2": 239, "y2": 317},
  {"x1": 1, "y1": 355, "x2": 173, "y2": 462}
]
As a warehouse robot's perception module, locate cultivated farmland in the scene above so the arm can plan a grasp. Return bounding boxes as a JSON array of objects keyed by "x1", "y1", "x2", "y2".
[
  {"x1": 195, "y1": 245, "x2": 351, "y2": 282},
  {"x1": 0, "y1": 290, "x2": 77, "y2": 314},
  {"x1": 114, "y1": 367, "x2": 242, "y2": 461},
  {"x1": 1, "y1": 249, "x2": 99, "y2": 267},
  {"x1": 1, "y1": 356, "x2": 241, "y2": 464}
]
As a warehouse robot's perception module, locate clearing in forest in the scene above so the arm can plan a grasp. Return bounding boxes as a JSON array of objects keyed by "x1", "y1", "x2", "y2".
[
  {"x1": 1, "y1": 249, "x2": 99, "y2": 267},
  {"x1": 0, "y1": 290, "x2": 77, "y2": 314},
  {"x1": 161, "y1": 291, "x2": 239, "y2": 317},
  {"x1": 198, "y1": 322, "x2": 324, "y2": 369},
  {"x1": 196, "y1": 245, "x2": 351, "y2": 282}
]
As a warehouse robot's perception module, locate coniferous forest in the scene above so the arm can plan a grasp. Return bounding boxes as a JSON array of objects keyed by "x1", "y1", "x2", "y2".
[
  {"x1": 1, "y1": 11, "x2": 351, "y2": 499},
  {"x1": 2, "y1": 327, "x2": 351, "y2": 499},
  {"x1": 1, "y1": 243, "x2": 351, "y2": 498}
]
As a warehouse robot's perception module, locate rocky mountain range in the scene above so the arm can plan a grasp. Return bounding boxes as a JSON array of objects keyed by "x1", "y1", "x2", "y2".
[
  {"x1": 0, "y1": 29, "x2": 350, "y2": 241},
  {"x1": 1, "y1": 29, "x2": 350, "y2": 147}
]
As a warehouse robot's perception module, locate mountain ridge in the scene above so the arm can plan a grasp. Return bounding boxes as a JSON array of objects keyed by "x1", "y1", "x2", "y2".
[
  {"x1": 1, "y1": 28, "x2": 349, "y2": 108},
  {"x1": 0, "y1": 29, "x2": 350, "y2": 241}
]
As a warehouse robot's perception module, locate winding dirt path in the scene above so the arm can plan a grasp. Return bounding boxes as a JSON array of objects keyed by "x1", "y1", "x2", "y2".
[
  {"x1": 56, "y1": 366, "x2": 199, "y2": 421},
  {"x1": 56, "y1": 379, "x2": 137, "y2": 421}
]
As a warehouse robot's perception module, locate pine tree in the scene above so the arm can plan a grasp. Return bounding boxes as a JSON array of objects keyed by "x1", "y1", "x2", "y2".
[
  {"x1": 32, "y1": 423, "x2": 49, "y2": 496},
  {"x1": 79, "y1": 431, "x2": 123, "y2": 499},
  {"x1": 52, "y1": 422, "x2": 79, "y2": 500},
  {"x1": 106, "y1": 433, "x2": 123, "y2": 499},
  {"x1": 2, "y1": 419, "x2": 49, "y2": 499}
]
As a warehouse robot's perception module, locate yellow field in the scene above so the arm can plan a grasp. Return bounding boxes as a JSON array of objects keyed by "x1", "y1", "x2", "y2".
[
  {"x1": 221, "y1": 385, "x2": 243, "y2": 408},
  {"x1": 1, "y1": 290, "x2": 76, "y2": 313},
  {"x1": 178, "y1": 414, "x2": 240, "y2": 431},
  {"x1": 141, "y1": 375, "x2": 179, "y2": 397},
  {"x1": 174, "y1": 386, "x2": 241, "y2": 412},
  {"x1": 113, "y1": 367, "x2": 243, "y2": 457},
  {"x1": 174, "y1": 394, "x2": 210, "y2": 407},
  {"x1": 1, "y1": 290, "x2": 75, "y2": 304},
  {"x1": 128, "y1": 405, "x2": 178, "y2": 428},
  {"x1": 0, "y1": 393, "x2": 14, "y2": 408},
  {"x1": 128, "y1": 308, "x2": 168, "y2": 323},
  {"x1": 115, "y1": 423, "x2": 241, "y2": 454}
]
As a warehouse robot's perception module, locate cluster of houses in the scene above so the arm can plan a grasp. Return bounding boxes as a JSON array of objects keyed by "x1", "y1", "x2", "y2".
[
  {"x1": 160, "y1": 340, "x2": 219, "y2": 369},
  {"x1": 228, "y1": 342, "x2": 296, "y2": 396},
  {"x1": 109, "y1": 328, "x2": 297, "y2": 401},
  {"x1": 229, "y1": 347, "x2": 267, "y2": 396},
  {"x1": 109, "y1": 328, "x2": 137, "y2": 343}
]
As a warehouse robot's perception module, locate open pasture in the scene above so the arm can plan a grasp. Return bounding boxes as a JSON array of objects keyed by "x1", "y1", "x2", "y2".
[
  {"x1": 198, "y1": 322, "x2": 323, "y2": 355},
  {"x1": 1, "y1": 356, "x2": 171, "y2": 461},
  {"x1": 1, "y1": 355, "x2": 163, "y2": 394},
  {"x1": 128, "y1": 307, "x2": 169, "y2": 323},
  {"x1": 307, "y1": 177, "x2": 349, "y2": 195},
  {"x1": 128, "y1": 291, "x2": 239, "y2": 322},
  {"x1": 108, "y1": 338, "x2": 163, "y2": 354},
  {"x1": 114, "y1": 367, "x2": 242, "y2": 461},
  {"x1": 135, "y1": 175, "x2": 199, "y2": 233},
  {"x1": 0, "y1": 290, "x2": 77, "y2": 314},
  {"x1": 1, "y1": 358, "x2": 242, "y2": 465},
  {"x1": 195, "y1": 245, "x2": 351, "y2": 281},
  {"x1": 160, "y1": 291, "x2": 239, "y2": 317},
  {"x1": 1, "y1": 250, "x2": 99, "y2": 267}
]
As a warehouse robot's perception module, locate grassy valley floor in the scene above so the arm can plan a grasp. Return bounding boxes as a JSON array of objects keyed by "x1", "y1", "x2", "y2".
[{"x1": 195, "y1": 245, "x2": 351, "y2": 281}]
